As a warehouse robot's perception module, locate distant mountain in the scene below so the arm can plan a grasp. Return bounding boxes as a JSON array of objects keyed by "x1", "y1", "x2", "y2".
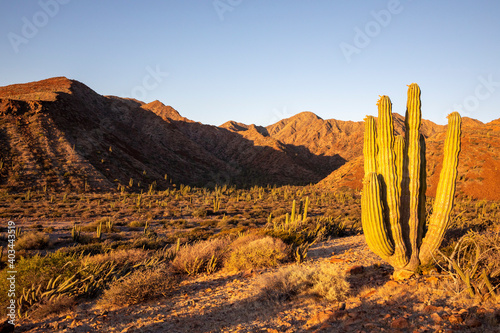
[
  {"x1": 317, "y1": 115, "x2": 500, "y2": 201},
  {"x1": 0, "y1": 77, "x2": 498, "y2": 200}
]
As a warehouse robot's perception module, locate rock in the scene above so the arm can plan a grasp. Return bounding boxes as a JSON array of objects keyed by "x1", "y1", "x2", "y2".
[
  {"x1": 431, "y1": 313, "x2": 443, "y2": 323},
  {"x1": 385, "y1": 280, "x2": 399, "y2": 288},
  {"x1": 423, "y1": 305, "x2": 440, "y2": 313},
  {"x1": 0, "y1": 320, "x2": 14, "y2": 333},
  {"x1": 329, "y1": 257, "x2": 346, "y2": 263},
  {"x1": 347, "y1": 265, "x2": 364, "y2": 275},
  {"x1": 393, "y1": 269, "x2": 415, "y2": 281},
  {"x1": 391, "y1": 317, "x2": 410, "y2": 329},
  {"x1": 448, "y1": 315, "x2": 463, "y2": 324},
  {"x1": 306, "y1": 311, "x2": 333, "y2": 326},
  {"x1": 464, "y1": 318, "x2": 482, "y2": 328}
]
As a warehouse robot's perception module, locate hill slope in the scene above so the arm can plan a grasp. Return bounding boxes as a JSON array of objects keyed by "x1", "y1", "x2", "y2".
[
  {"x1": 0, "y1": 77, "x2": 342, "y2": 192},
  {"x1": 0, "y1": 77, "x2": 498, "y2": 199},
  {"x1": 317, "y1": 116, "x2": 500, "y2": 201}
]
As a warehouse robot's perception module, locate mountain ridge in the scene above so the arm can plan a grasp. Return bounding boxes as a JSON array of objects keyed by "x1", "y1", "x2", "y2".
[{"x1": 0, "y1": 77, "x2": 498, "y2": 200}]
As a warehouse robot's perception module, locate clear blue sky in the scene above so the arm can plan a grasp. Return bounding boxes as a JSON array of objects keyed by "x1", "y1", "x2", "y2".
[{"x1": 1, "y1": 1, "x2": 499, "y2": 126}]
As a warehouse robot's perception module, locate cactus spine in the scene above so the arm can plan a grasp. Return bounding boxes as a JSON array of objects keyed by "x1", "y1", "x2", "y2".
[{"x1": 362, "y1": 83, "x2": 461, "y2": 272}]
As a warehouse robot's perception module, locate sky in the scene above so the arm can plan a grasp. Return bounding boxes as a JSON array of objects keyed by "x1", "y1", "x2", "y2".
[{"x1": 1, "y1": 0, "x2": 499, "y2": 126}]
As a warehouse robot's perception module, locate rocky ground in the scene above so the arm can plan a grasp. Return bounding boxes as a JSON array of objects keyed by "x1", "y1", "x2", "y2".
[{"x1": 15, "y1": 235, "x2": 499, "y2": 333}]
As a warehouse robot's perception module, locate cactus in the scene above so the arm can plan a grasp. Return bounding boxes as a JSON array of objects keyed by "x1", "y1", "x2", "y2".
[
  {"x1": 96, "y1": 221, "x2": 102, "y2": 239},
  {"x1": 71, "y1": 224, "x2": 81, "y2": 242},
  {"x1": 362, "y1": 83, "x2": 461, "y2": 273},
  {"x1": 303, "y1": 196, "x2": 309, "y2": 221},
  {"x1": 106, "y1": 218, "x2": 113, "y2": 232}
]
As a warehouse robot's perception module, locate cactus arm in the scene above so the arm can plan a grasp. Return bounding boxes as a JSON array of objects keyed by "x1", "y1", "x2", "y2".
[
  {"x1": 419, "y1": 112, "x2": 462, "y2": 265},
  {"x1": 417, "y1": 134, "x2": 427, "y2": 247},
  {"x1": 405, "y1": 83, "x2": 422, "y2": 270},
  {"x1": 363, "y1": 116, "x2": 378, "y2": 175},
  {"x1": 362, "y1": 172, "x2": 394, "y2": 259},
  {"x1": 377, "y1": 96, "x2": 408, "y2": 268},
  {"x1": 394, "y1": 135, "x2": 405, "y2": 197}
]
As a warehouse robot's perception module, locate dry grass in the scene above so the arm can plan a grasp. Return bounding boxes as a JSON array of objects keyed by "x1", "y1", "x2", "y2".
[
  {"x1": 98, "y1": 263, "x2": 177, "y2": 308},
  {"x1": 309, "y1": 261, "x2": 350, "y2": 302},
  {"x1": 224, "y1": 236, "x2": 290, "y2": 272},
  {"x1": 29, "y1": 295, "x2": 76, "y2": 320},
  {"x1": 254, "y1": 261, "x2": 349, "y2": 302},
  {"x1": 81, "y1": 248, "x2": 146, "y2": 268},
  {"x1": 172, "y1": 237, "x2": 231, "y2": 275},
  {"x1": 16, "y1": 231, "x2": 50, "y2": 250},
  {"x1": 437, "y1": 231, "x2": 500, "y2": 301}
]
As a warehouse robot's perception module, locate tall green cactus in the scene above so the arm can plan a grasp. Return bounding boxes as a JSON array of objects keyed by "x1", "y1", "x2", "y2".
[{"x1": 362, "y1": 83, "x2": 461, "y2": 272}]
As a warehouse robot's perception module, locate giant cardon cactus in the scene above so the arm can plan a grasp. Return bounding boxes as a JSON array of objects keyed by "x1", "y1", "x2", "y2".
[{"x1": 362, "y1": 83, "x2": 461, "y2": 274}]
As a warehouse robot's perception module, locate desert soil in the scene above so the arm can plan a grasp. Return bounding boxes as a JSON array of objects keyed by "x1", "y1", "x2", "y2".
[{"x1": 17, "y1": 235, "x2": 500, "y2": 333}]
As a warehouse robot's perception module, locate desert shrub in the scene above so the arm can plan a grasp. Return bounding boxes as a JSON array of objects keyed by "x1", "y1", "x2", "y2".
[
  {"x1": 30, "y1": 295, "x2": 76, "y2": 320},
  {"x1": 0, "y1": 252, "x2": 80, "y2": 317},
  {"x1": 98, "y1": 263, "x2": 177, "y2": 307},
  {"x1": 172, "y1": 237, "x2": 230, "y2": 275},
  {"x1": 266, "y1": 215, "x2": 347, "y2": 247},
  {"x1": 170, "y1": 228, "x2": 214, "y2": 243},
  {"x1": 57, "y1": 242, "x2": 109, "y2": 256},
  {"x1": 82, "y1": 248, "x2": 146, "y2": 268},
  {"x1": 224, "y1": 236, "x2": 290, "y2": 272},
  {"x1": 309, "y1": 262, "x2": 350, "y2": 302},
  {"x1": 16, "y1": 231, "x2": 50, "y2": 250},
  {"x1": 131, "y1": 234, "x2": 167, "y2": 250},
  {"x1": 254, "y1": 261, "x2": 349, "y2": 303},
  {"x1": 254, "y1": 264, "x2": 312, "y2": 302},
  {"x1": 192, "y1": 207, "x2": 208, "y2": 218},
  {"x1": 200, "y1": 219, "x2": 217, "y2": 228},
  {"x1": 128, "y1": 220, "x2": 146, "y2": 228},
  {"x1": 438, "y1": 230, "x2": 500, "y2": 301},
  {"x1": 42, "y1": 226, "x2": 54, "y2": 233}
]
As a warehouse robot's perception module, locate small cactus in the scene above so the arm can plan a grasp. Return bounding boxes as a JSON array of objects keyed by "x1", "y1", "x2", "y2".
[
  {"x1": 361, "y1": 83, "x2": 461, "y2": 273},
  {"x1": 96, "y1": 221, "x2": 102, "y2": 239},
  {"x1": 71, "y1": 224, "x2": 81, "y2": 242}
]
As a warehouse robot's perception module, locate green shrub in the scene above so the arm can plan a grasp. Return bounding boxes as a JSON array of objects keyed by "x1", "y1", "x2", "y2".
[{"x1": 0, "y1": 252, "x2": 80, "y2": 317}]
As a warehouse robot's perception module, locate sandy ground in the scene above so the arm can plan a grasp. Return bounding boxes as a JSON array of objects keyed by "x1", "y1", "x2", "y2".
[{"x1": 16, "y1": 235, "x2": 500, "y2": 333}]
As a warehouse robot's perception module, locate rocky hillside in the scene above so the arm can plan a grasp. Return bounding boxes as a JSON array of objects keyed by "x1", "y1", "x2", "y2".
[
  {"x1": 0, "y1": 77, "x2": 341, "y2": 192},
  {"x1": 317, "y1": 116, "x2": 500, "y2": 201},
  {"x1": 0, "y1": 77, "x2": 498, "y2": 200}
]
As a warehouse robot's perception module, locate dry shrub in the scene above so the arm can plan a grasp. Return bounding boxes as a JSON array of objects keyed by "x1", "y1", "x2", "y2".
[
  {"x1": 172, "y1": 237, "x2": 230, "y2": 275},
  {"x1": 30, "y1": 295, "x2": 76, "y2": 320},
  {"x1": 98, "y1": 263, "x2": 177, "y2": 307},
  {"x1": 254, "y1": 265, "x2": 312, "y2": 302},
  {"x1": 16, "y1": 231, "x2": 50, "y2": 250},
  {"x1": 82, "y1": 248, "x2": 146, "y2": 267},
  {"x1": 224, "y1": 236, "x2": 290, "y2": 272},
  {"x1": 438, "y1": 230, "x2": 500, "y2": 301},
  {"x1": 309, "y1": 261, "x2": 350, "y2": 302},
  {"x1": 128, "y1": 220, "x2": 146, "y2": 228},
  {"x1": 254, "y1": 261, "x2": 349, "y2": 302},
  {"x1": 227, "y1": 232, "x2": 263, "y2": 250}
]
